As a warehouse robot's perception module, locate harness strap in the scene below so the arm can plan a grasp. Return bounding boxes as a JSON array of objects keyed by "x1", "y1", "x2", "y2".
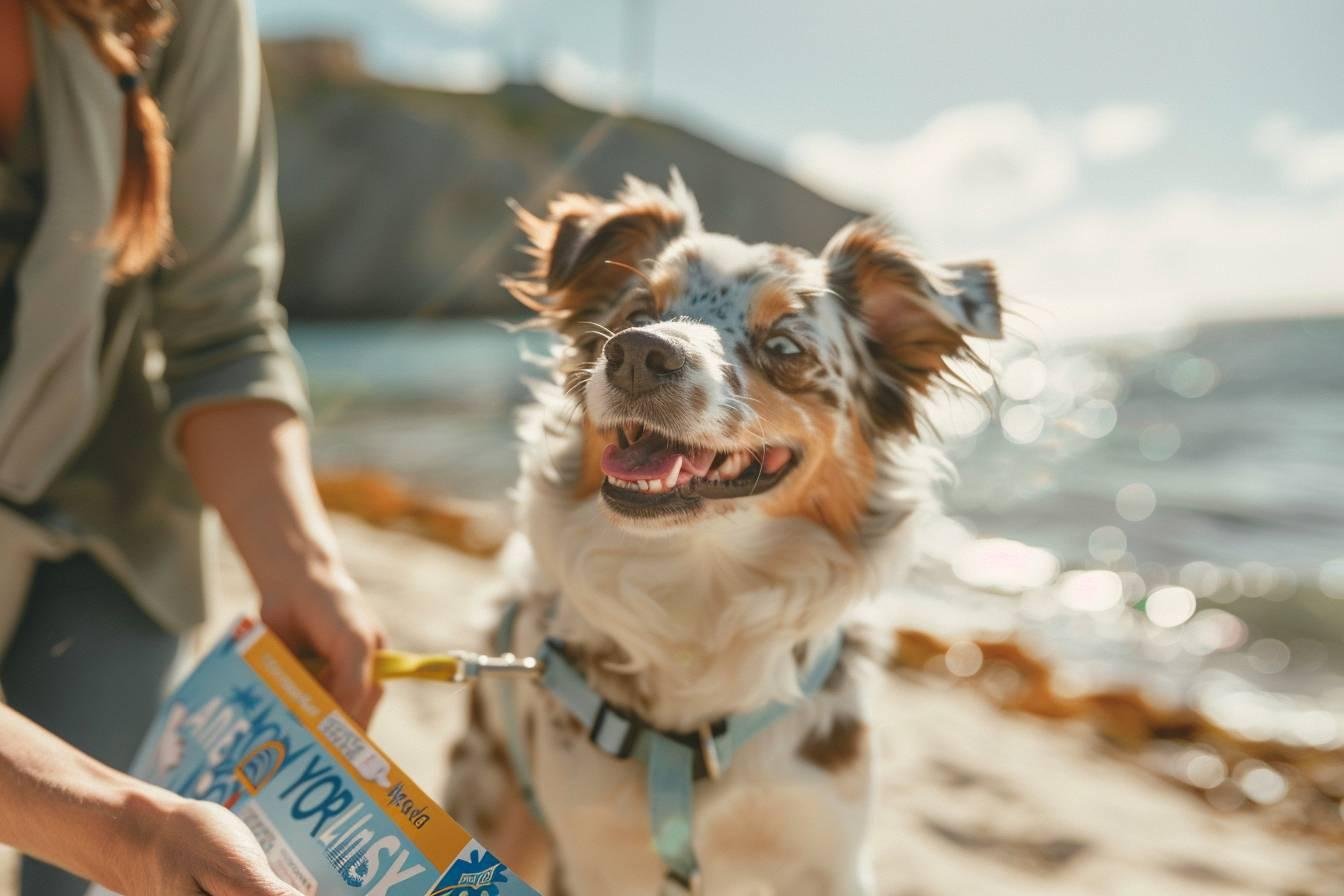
[
  {"x1": 494, "y1": 602, "x2": 844, "y2": 890},
  {"x1": 494, "y1": 602, "x2": 546, "y2": 821}
]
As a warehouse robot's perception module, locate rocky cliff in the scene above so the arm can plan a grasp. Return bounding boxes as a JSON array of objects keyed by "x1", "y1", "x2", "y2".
[{"x1": 262, "y1": 39, "x2": 864, "y2": 319}]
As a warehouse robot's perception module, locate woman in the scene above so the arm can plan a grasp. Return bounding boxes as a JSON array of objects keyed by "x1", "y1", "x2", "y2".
[{"x1": 0, "y1": 0, "x2": 385, "y2": 893}]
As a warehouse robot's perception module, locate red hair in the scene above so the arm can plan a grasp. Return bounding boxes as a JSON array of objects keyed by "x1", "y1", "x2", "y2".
[{"x1": 32, "y1": 0, "x2": 175, "y2": 280}]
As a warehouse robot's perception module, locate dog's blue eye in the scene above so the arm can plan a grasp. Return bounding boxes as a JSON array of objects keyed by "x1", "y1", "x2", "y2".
[
  {"x1": 765, "y1": 334, "x2": 802, "y2": 356},
  {"x1": 625, "y1": 311, "x2": 658, "y2": 328}
]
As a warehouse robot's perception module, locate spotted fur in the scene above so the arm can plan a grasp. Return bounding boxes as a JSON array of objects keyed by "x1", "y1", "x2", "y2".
[{"x1": 446, "y1": 173, "x2": 1004, "y2": 893}]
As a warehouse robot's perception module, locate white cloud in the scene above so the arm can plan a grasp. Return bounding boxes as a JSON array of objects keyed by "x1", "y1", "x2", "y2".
[
  {"x1": 376, "y1": 46, "x2": 505, "y2": 92},
  {"x1": 785, "y1": 101, "x2": 1343, "y2": 341},
  {"x1": 787, "y1": 102, "x2": 1079, "y2": 235},
  {"x1": 992, "y1": 190, "x2": 1344, "y2": 338},
  {"x1": 1078, "y1": 103, "x2": 1170, "y2": 161},
  {"x1": 404, "y1": 0, "x2": 502, "y2": 26},
  {"x1": 1252, "y1": 115, "x2": 1344, "y2": 189},
  {"x1": 539, "y1": 49, "x2": 626, "y2": 110}
]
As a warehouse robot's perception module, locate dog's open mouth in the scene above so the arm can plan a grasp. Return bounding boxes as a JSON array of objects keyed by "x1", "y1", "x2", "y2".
[{"x1": 599, "y1": 421, "x2": 797, "y2": 517}]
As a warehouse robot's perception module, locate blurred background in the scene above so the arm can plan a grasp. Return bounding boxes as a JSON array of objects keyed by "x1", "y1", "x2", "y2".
[{"x1": 248, "y1": 0, "x2": 1343, "y2": 885}]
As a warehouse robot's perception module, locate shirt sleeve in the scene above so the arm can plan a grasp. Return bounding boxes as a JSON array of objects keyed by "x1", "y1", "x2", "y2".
[{"x1": 149, "y1": 0, "x2": 311, "y2": 461}]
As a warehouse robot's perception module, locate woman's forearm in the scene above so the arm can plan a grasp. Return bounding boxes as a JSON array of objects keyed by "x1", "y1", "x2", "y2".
[
  {"x1": 178, "y1": 400, "x2": 339, "y2": 596},
  {"x1": 0, "y1": 705, "x2": 166, "y2": 893},
  {"x1": 0, "y1": 705, "x2": 306, "y2": 896},
  {"x1": 177, "y1": 399, "x2": 384, "y2": 724}
]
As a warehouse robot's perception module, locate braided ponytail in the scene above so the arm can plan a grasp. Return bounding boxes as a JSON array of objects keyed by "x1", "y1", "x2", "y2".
[{"x1": 31, "y1": 0, "x2": 176, "y2": 281}]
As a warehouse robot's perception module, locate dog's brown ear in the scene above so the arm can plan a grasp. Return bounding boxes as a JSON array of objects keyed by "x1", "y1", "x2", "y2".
[
  {"x1": 823, "y1": 219, "x2": 1002, "y2": 429},
  {"x1": 504, "y1": 172, "x2": 700, "y2": 327}
]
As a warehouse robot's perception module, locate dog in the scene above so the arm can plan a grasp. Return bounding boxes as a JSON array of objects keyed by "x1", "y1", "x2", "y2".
[{"x1": 445, "y1": 172, "x2": 1003, "y2": 894}]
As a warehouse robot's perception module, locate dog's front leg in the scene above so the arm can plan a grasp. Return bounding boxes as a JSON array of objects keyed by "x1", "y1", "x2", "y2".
[{"x1": 444, "y1": 686, "x2": 554, "y2": 886}]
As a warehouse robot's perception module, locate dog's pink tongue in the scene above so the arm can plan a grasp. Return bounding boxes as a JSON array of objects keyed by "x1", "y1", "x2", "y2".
[{"x1": 601, "y1": 431, "x2": 714, "y2": 481}]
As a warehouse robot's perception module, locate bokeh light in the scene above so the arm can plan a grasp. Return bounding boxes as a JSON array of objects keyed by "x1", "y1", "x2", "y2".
[
  {"x1": 1001, "y1": 403, "x2": 1045, "y2": 444},
  {"x1": 1184, "y1": 750, "x2": 1228, "y2": 789},
  {"x1": 1167, "y1": 356, "x2": 1219, "y2": 398},
  {"x1": 945, "y1": 641, "x2": 984, "y2": 677},
  {"x1": 1089, "y1": 526, "x2": 1128, "y2": 563},
  {"x1": 1235, "y1": 761, "x2": 1288, "y2": 806},
  {"x1": 1145, "y1": 586, "x2": 1197, "y2": 627},
  {"x1": 1059, "y1": 570, "x2": 1124, "y2": 613},
  {"x1": 1138, "y1": 422, "x2": 1181, "y2": 461},
  {"x1": 1237, "y1": 561, "x2": 1277, "y2": 598},
  {"x1": 1001, "y1": 357, "x2": 1048, "y2": 401},
  {"x1": 1116, "y1": 483, "x2": 1157, "y2": 522},
  {"x1": 1073, "y1": 398, "x2": 1118, "y2": 439},
  {"x1": 1247, "y1": 638, "x2": 1291, "y2": 675},
  {"x1": 952, "y1": 538, "x2": 1060, "y2": 592},
  {"x1": 1320, "y1": 558, "x2": 1344, "y2": 599},
  {"x1": 1179, "y1": 561, "x2": 1223, "y2": 597}
]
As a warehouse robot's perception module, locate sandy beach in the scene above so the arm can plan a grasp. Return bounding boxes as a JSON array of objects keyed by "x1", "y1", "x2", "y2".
[{"x1": 4, "y1": 513, "x2": 1338, "y2": 895}]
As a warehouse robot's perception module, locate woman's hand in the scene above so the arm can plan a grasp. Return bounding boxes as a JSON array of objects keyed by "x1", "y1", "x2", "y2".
[
  {"x1": 122, "y1": 793, "x2": 303, "y2": 896},
  {"x1": 179, "y1": 401, "x2": 387, "y2": 726},
  {"x1": 0, "y1": 706, "x2": 299, "y2": 896},
  {"x1": 258, "y1": 562, "x2": 385, "y2": 726}
]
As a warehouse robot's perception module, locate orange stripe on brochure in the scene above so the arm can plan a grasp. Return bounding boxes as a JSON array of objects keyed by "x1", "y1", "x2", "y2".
[{"x1": 243, "y1": 628, "x2": 470, "y2": 867}]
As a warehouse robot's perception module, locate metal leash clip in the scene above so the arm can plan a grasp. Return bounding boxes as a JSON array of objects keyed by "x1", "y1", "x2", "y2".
[{"x1": 452, "y1": 651, "x2": 546, "y2": 682}]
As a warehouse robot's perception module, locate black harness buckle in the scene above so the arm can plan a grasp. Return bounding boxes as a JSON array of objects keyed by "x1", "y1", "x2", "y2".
[{"x1": 589, "y1": 701, "x2": 642, "y2": 759}]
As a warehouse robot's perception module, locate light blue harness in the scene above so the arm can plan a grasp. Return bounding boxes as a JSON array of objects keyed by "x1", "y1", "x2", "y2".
[{"x1": 494, "y1": 603, "x2": 843, "y2": 893}]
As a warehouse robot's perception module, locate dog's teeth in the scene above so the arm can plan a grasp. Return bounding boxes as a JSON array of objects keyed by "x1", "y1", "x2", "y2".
[
  {"x1": 717, "y1": 452, "x2": 745, "y2": 480},
  {"x1": 638, "y1": 479, "x2": 649, "y2": 492},
  {"x1": 647, "y1": 478, "x2": 664, "y2": 494},
  {"x1": 664, "y1": 456, "x2": 683, "y2": 489}
]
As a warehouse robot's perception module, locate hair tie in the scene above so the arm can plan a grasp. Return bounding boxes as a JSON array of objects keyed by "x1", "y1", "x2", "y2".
[{"x1": 116, "y1": 72, "x2": 141, "y2": 94}]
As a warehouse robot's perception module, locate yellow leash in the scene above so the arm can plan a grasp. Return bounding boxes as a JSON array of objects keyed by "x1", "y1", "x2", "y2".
[
  {"x1": 305, "y1": 649, "x2": 542, "y2": 685},
  {"x1": 371, "y1": 649, "x2": 465, "y2": 682}
]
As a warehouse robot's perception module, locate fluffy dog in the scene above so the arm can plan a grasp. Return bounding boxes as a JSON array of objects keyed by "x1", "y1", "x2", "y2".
[{"x1": 446, "y1": 172, "x2": 1002, "y2": 894}]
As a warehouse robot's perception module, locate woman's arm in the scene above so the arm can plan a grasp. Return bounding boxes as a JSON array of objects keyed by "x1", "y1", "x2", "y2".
[
  {"x1": 180, "y1": 400, "x2": 384, "y2": 725},
  {"x1": 138, "y1": 0, "x2": 383, "y2": 724},
  {"x1": 0, "y1": 704, "x2": 300, "y2": 896}
]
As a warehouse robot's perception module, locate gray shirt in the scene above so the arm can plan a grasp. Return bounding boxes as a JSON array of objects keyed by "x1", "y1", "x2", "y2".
[
  {"x1": 0, "y1": 0, "x2": 311, "y2": 654},
  {"x1": 0, "y1": 92, "x2": 43, "y2": 369}
]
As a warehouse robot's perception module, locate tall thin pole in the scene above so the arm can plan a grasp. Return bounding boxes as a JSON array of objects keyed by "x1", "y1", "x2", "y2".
[{"x1": 622, "y1": 0, "x2": 654, "y2": 110}]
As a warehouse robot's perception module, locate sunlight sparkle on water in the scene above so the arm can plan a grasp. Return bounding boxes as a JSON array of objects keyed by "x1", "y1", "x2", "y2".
[
  {"x1": 952, "y1": 538, "x2": 1060, "y2": 592},
  {"x1": 1059, "y1": 570, "x2": 1124, "y2": 613},
  {"x1": 1166, "y1": 356, "x2": 1220, "y2": 398},
  {"x1": 1183, "y1": 609, "x2": 1248, "y2": 655},
  {"x1": 1184, "y1": 749, "x2": 1228, "y2": 789},
  {"x1": 1074, "y1": 398, "x2": 1118, "y2": 439},
  {"x1": 1001, "y1": 357, "x2": 1048, "y2": 401},
  {"x1": 1089, "y1": 526, "x2": 1127, "y2": 563},
  {"x1": 1139, "y1": 422, "x2": 1181, "y2": 461},
  {"x1": 1116, "y1": 483, "x2": 1157, "y2": 522},
  {"x1": 1001, "y1": 402, "x2": 1045, "y2": 444},
  {"x1": 1247, "y1": 638, "x2": 1291, "y2": 675},
  {"x1": 945, "y1": 641, "x2": 985, "y2": 678},
  {"x1": 1320, "y1": 558, "x2": 1344, "y2": 599},
  {"x1": 1235, "y1": 761, "x2": 1288, "y2": 806},
  {"x1": 1145, "y1": 586, "x2": 1197, "y2": 627},
  {"x1": 1180, "y1": 561, "x2": 1223, "y2": 597}
]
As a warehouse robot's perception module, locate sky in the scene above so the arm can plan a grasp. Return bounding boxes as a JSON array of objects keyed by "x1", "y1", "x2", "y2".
[{"x1": 256, "y1": 0, "x2": 1344, "y2": 340}]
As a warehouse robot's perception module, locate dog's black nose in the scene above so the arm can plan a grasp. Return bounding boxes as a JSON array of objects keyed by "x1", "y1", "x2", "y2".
[{"x1": 604, "y1": 329, "x2": 685, "y2": 396}]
